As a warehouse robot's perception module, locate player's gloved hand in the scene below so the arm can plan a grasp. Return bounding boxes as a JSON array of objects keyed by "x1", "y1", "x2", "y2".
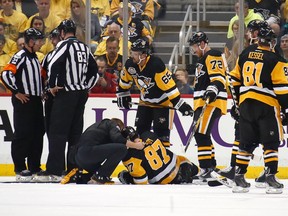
[
  {"x1": 116, "y1": 91, "x2": 131, "y2": 109},
  {"x1": 118, "y1": 170, "x2": 134, "y2": 184},
  {"x1": 281, "y1": 108, "x2": 288, "y2": 126},
  {"x1": 178, "y1": 102, "x2": 194, "y2": 117},
  {"x1": 203, "y1": 85, "x2": 219, "y2": 103},
  {"x1": 121, "y1": 126, "x2": 139, "y2": 141},
  {"x1": 230, "y1": 105, "x2": 240, "y2": 122}
]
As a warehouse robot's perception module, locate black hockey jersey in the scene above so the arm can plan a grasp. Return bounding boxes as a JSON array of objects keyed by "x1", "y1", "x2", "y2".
[
  {"x1": 118, "y1": 55, "x2": 181, "y2": 107},
  {"x1": 230, "y1": 45, "x2": 288, "y2": 110},
  {"x1": 193, "y1": 49, "x2": 227, "y2": 113},
  {"x1": 122, "y1": 138, "x2": 189, "y2": 184}
]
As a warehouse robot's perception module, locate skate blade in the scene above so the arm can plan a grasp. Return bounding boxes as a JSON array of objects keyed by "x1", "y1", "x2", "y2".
[
  {"x1": 255, "y1": 182, "x2": 266, "y2": 188},
  {"x1": 232, "y1": 185, "x2": 250, "y2": 193},
  {"x1": 266, "y1": 186, "x2": 283, "y2": 194},
  {"x1": 210, "y1": 171, "x2": 233, "y2": 188}
]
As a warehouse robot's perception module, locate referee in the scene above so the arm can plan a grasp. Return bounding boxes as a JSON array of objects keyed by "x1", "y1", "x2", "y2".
[
  {"x1": 1, "y1": 28, "x2": 45, "y2": 182},
  {"x1": 33, "y1": 19, "x2": 99, "y2": 182}
]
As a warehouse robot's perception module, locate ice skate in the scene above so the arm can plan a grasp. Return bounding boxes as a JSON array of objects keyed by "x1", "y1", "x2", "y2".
[
  {"x1": 232, "y1": 174, "x2": 250, "y2": 193},
  {"x1": 265, "y1": 174, "x2": 284, "y2": 194},
  {"x1": 210, "y1": 167, "x2": 234, "y2": 188},
  {"x1": 32, "y1": 170, "x2": 62, "y2": 183},
  {"x1": 16, "y1": 170, "x2": 33, "y2": 182},
  {"x1": 255, "y1": 170, "x2": 266, "y2": 188}
]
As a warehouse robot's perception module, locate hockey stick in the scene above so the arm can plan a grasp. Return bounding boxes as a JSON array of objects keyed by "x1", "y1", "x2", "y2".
[
  {"x1": 184, "y1": 98, "x2": 210, "y2": 152},
  {"x1": 221, "y1": 53, "x2": 239, "y2": 110},
  {"x1": 112, "y1": 100, "x2": 177, "y2": 110}
]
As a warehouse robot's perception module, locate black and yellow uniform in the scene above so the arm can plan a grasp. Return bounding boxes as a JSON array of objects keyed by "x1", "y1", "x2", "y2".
[
  {"x1": 112, "y1": 16, "x2": 151, "y2": 43},
  {"x1": 230, "y1": 42, "x2": 288, "y2": 174},
  {"x1": 121, "y1": 131, "x2": 198, "y2": 184},
  {"x1": 119, "y1": 55, "x2": 182, "y2": 146},
  {"x1": 193, "y1": 49, "x2": 227, "y2": 169},
  {"x1": 1, "y1": 47, "x2": 45, "y2": 174},
  {"x1": 110, "y1": 0, "x2": 155, "y2": 21},
  {"x1": 99, "y1": 53, "x2": 123, "y2": 77}
]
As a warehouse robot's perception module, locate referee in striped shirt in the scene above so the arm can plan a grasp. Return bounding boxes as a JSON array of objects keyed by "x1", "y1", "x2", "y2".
[
  {"x1": 1, "y1": 28, "x2": 45, "y2": 181},
  {"x1": 33, "y1": 19, "x2": 99, "y2": 182}
]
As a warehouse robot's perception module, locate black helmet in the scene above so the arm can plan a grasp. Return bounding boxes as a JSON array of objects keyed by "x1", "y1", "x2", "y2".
[
  {"x1": 247, "y1": 20, "x2": 268, "y2": 32},
  {"x1": 131, "y1": 38, "x2": 150, "y2": 54},
  {"x1": 24, "y1": 28, "x2": 44, "y2": 43},
  {"x1": 58, "y1": 19, "x2": 76, "y2": 34},
  {"x1": 49, "y1": 28, "x2": 60, "y2": 39},
  {"x1": 121, "y1": 126, "x2": 139, "y2": 141},
  {"x1": 188, "y1": 31, "x2": 208, "y2": 45},
  {"x1": 258, "y1": 26, "x2": 276, "y2": 43}
]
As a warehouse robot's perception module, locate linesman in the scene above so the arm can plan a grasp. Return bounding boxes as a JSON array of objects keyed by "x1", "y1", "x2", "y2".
[{"x1": 1, "y1": 28, "x2": 45, "y2": 182}]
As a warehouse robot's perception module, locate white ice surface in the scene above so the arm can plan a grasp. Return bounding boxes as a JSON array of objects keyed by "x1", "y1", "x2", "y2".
[{"x1": 0, "y1": 177, "x2": 287, "y2": 216}]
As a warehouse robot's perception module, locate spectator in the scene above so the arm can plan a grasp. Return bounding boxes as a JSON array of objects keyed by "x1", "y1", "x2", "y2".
[
  {"x1": 106, "y1": 2, "x2": 153, "y2": 44},
  {"x1": 64, "y1": 118, "x2": 144, "y2": 184},
  {"x1": 174, "y1": 68, "x2": 194, "y2": 94},
  {"x1": 0, "y1": 20, "x2": 17, "y2": 56},
  {"x1": 32, "y1": 20, "x2": 98, "y2": 183},
  {"x1": 94, "y1": 22, "x2": 131, "y2": 56},
  {"x1": 0, "y1": 0, "x2": 28, "y2": 41},
  {"x1": 247, "y1": 0, "x2": 282, "y2": 35},
  {"x1": 90, "y1": 56, "x2": 118, "y2": 94},
  {"x1": 280, "y1": 34, "x2": 288, "y2": 61},
  {"x1": 70, "y1": 0, "x2": 102, "y2": 44},
  {"x1": 118, "y1": 129, "x2": 199, "y2": 184},
  {"x1": 98, "y1": 36, "x2": 123, "y2": 78},
  {"x1": 50, "y1": 0, "x2": 71, "y2": 21},
  {"x1": 227, "y1": 0, "x2": 263, "y2": 39},
  {"x1": 89, "y1": 0, "x2": 111, "y2": 28},
  {"x1": 0, "y1": 28, "x2": 45, "y2": 182},
  {"x1": 0, "y1": 34, "x2": 10, "y2": 93},
  {"x1": 110, "y1": 0, "x2": 154, "y2": 22},
  {"x1": 14, "y1": 0, "x2": 37, "y2": 18},
  {"x1": 25, "y1": 0, "x2": 62, "y2": 37},
  {"x1": 30, "y1": 15, "x2": 53, "y2": 59}
]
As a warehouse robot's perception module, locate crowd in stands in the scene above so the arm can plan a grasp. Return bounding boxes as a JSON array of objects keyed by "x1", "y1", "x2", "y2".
[{"x1": 0, "y1": 0, "x2": 167, "y2": 94}]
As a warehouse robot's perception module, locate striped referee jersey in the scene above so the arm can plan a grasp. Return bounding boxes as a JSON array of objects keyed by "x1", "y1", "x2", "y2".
[
  {"x1": 1, "y1": 48, "x2": 43, "y2": 96},
  {"x1": 48, "y1": 37, "x2": 98, "y2": 91}
]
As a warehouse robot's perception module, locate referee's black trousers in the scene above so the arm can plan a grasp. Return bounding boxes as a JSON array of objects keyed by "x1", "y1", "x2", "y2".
[
  {"x1": 46, "y1": 90, "x2": 88, "y2": 176},
  {"x1": 11, "y1": 95, "x2": 44, "y2": 173}
]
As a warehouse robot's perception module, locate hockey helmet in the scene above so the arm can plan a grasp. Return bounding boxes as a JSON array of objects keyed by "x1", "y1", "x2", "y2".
[
  {"x1": 257, "y1": 26, "x2": 276, "y2": 43},
  {"x1": 188, "y1": 31, "x2": 208, "y2": 45},
  {"x1": 247, "y1": 20, "x2": 268, "y2": 32},
  {"x1": 131, "y1": 38, "x2": 150, "y2": 54},
  {"x1": 49, "y1": 28, "x2": 60, "y2": 39},
  {"x1": 58, "y1": 19, "x2": 76, "y2": 34},
  {"x1": 24, "y1": 28, "x2": 44, "y2": 43},
  {"x1": 121, "y1": 126, "x2": 139, "y2": 141}
]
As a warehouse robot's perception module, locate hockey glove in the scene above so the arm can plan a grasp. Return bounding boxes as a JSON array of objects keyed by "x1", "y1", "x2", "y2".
[
  {"x1": 178, "y1": 102, "x2": 194, "y2": 117},
  {"x1": 118, "y1": 170, "x2": 134, "y2": 184},
  {"x1": 230, "y1": 105, "x2": 240, "y2": 122},
  {"x1": 116, "y1": 91, "x2": 131, "y2": 109},
  {"x1": 203, "y1": 85, "x2": 219, "y2": 103},
  {"x1": 121, "y1": 126, "x2": 139, "y2": 141}
]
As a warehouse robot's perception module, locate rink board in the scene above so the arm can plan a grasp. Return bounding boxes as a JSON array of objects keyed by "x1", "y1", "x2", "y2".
[{"x1": 1, "y1": 95, "x2": 288, "y2": 178}]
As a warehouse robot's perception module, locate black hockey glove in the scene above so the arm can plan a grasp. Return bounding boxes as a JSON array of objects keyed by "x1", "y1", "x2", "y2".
[
  {"x1": 203, "y1": 85, "x2": 219, "y2": 103},
  {"x1": 178, "y1": 102, "x2": 194, "y2": 117},
  {"x1": 230, "y1": 105, "x2": 240, "y2": 122},
  {"x1": 116, "y1": 91, "x2": 131, "y2": 109},
  {"x1": 118, "y1": 170, "x2": 134, "y2": 184}
]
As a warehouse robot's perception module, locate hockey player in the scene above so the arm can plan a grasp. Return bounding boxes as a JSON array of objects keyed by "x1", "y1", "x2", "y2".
[
  {"x1": 188, "y1": 31, "x2": 227, "y2": 181},
  {"x1": 229, "y1": 26, "x2": 287, "y2": 194},
  {"x1": 116, "y1": 37, "x2": 193, "y2": 147},
  {"x1": 118, "y1": 127, "x2": 199, "y2": 184}
]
